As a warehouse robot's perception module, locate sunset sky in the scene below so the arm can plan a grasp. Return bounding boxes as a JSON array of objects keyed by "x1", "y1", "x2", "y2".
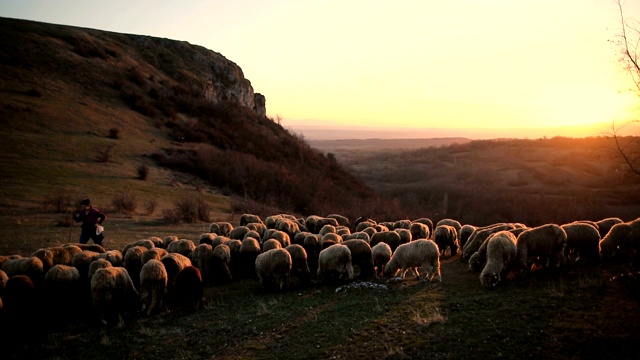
[{"x1": 1, "y1": 0, "x2": 639, "y2": 138}]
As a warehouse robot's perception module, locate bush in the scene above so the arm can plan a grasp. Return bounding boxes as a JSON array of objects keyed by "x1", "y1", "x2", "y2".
[
  {"x1": 111, "y1": 191, "x2": 137, "y2": 214},
  {"x1": 108, "y1": 128, "x2": 120, "y2": 139},
  {"x1": 136, "y1": 164, "x2": 150, "y2": 180},
  {"x1": 43, "y1": 187, "x2": 72, "y2": 213},
  {"x1": 171, "y1": 196, "x2": 211, "y2": 223},
  {"x1": 144, "y1": 198, "x2": 158, "y2": 215}
]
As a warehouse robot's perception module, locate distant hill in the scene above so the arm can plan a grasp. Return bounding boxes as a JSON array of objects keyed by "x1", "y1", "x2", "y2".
[{"x1": 0, "y1": 17, "x2": 374, "y2": 217}]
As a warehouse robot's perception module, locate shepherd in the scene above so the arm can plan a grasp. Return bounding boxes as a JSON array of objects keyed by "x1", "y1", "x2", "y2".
[{"x1": 72, "y1": 198, "x2": 106, "y2": 246}]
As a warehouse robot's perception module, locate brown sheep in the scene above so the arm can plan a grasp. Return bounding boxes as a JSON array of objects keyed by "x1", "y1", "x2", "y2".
[
  {"x1": 434, "y1": 224, "x2": 459, "y2": 257},
  {"x1": 171, "y1": 266, "x2": 203, "y2": 310},
  {"x1": 561, "y1": 222, "x2": 601, "y2": 264},
  {"x1": 342, "y1": 239, "x2": 374, "y2": 280},
  {"x1": 239, "y1": 237, "x2": 261, "y2": 278}
]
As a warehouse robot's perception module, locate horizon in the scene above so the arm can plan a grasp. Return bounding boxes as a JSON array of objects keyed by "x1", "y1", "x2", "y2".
[{"x1": 1, "y1": 1, "x2": 639, "y2": 138}]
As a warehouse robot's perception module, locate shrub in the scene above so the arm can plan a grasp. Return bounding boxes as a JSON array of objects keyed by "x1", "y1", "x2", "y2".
[
  {"x1": 144, "y1": 199, "x2": 158, "y2": 215},
  {"x1": 136, "y1": 164, "x2": 150, "y2": 180},
  {"x1": 111, "y1": 191, "x2": 137, "y2": 214},
  {"x1": 172, "y1": 196, "x2": 210, "y2": 223},
  {"x1": 108, "y1": 128, "x2": 120, "y2": 139},
  {"x1": 43, "y1": 187, "x2": 72, "y2": 213}
]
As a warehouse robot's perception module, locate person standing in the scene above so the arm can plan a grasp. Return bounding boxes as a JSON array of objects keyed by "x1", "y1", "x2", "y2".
[{"x1": 72, "y1": 198, "x2": 106, "y2": 245}]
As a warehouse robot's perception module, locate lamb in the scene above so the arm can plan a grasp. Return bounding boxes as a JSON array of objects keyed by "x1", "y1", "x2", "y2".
[
  {"x1": 240, "y1": 213, "x2": 264, "y2": 226},
  {"x1": 317, "y1": 244, "x2": 354, "y2": 283},
  {"x1": 139, "y1": 259, "x2": 168, "y2": 316},
  {"x1": 599, "y1": 221, "x2": 639, "y2": 260},
  {"x1": 370, "y1": 231, "x2": 402, "y2": 252},
  {"x1": 561, "y1": 222, "x2": 601, "y2": 264},
  {"x1": 479, "y1": 231, "x2": 518, "y2": 289},
  {"x1": 433, "y1": 224, "x2": 459, "y2": 257},
  {"x1": 255, "y1": 248, "x2": 293, "y2": 291},
  {"x1": 97, "y1": 250, "x2": 124, "y2": 267},
  {"x1": 239, "y1": 237, "x2": 261, "y2": 278},
  {"x1": 436, "y1": 218, "x2": 462, "y2": 239},
  {"x1": 166, "y1": 239, "x2": 196, "y2": 258},
  {"x1": 342, "y1": 239, "x2": 374, "y2": 280},
  {"x1": 515, "y1": 224, "x2": 567, "y2": 275},
  {"x1": 383, "y1": 239, "x2": 441, "y2": 282},
  {"x1": 372, "y1": 242, "x2": 393, "y2": 278},
  {"x1": 2, "y1": 256, "x2": 45, "y2": 288},
  {"x1": 410, "y1": 222, "x2": 430, "y2": 241},
  {"x1": 90, "y1": 267, "x2": 139, "y2": 325},
  {"x1": 209, "y1": 222, "x2": 233, "y2": 237},
  {"x1": 285, "y1": 244, "x2": 311, "y2": 286}
]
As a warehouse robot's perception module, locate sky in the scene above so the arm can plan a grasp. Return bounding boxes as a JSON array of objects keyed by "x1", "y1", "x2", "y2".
[{"x1": 1, "y1": 0, "x2": 639, "y2": 139}]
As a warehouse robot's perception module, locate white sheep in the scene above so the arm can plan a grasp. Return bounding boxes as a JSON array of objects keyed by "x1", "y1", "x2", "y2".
[
  {"x1": 255, "y1": 248, "x2": 292, "y2": 291},
  {"x1": 317, "y1": 243, "x2": 354, "y2": 283},
  {"x1": 139, "y1": 259, "x2": 168, "y2": 316},
  {"x1": 478, "y1": 231, "x2": 517, "y2": 288},
  {"x1": 515, "y1": 224, "x2": 567, "y2": 275},
  {"x1": 463, "y1": 223, "x2": 515, "y2": 262},
  {"x1": 383, "y1": 239, "x2": 441, "y2": 282},
  {"x1": 2, "y1": 256, "x2": 45, "y2": 287}
]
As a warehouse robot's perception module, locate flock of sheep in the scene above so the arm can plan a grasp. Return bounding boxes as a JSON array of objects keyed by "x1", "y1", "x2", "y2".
[{"x1": 0, "y1": 213, "x2": 639, "y2": 329}]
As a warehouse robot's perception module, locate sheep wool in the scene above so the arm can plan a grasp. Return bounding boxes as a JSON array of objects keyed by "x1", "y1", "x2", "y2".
[
  {"x1": 561, "y1": 222, "x2": 601, "y2": 264},
  {"x1": 384, "y1": 239, "x2": 441, "y2": 282},
  {"x1": 317, "y1": 244, "x2": 354, "y2": 283},
  {"x1": 342, "y1": 239, "x2": 374, "y2": 280},
  {"x1": 285, "y1": 244, "x2": 311, "y2": 286},
  {"x1": 372, "y1": 242, "x2": 393, "y2": 278},
  {"x1": 434, "y1": 224, "x2": 459, "y2": 257},
  {"x1": 90, "y1": 267, "x2": 139, "y2": 325},
  {"x1": 479, "y1": 231, "x2": 517, "y2": 288},
  {"x1": 139, "y1": 259, "x2": 168, "y2": 316},
  {"x1": 515, "y1": 224, "x2": 567, "y2": 274}
]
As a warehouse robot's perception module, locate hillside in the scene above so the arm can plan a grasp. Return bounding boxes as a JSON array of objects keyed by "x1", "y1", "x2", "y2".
[{"x1": 0, "y1": 16, "x2": 374, "y2": 219}]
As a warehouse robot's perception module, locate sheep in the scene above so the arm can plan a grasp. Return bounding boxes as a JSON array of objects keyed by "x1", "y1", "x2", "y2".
[
  {"x1": 246, "y1": 222, "x2": 267, "y2": 238},
  {"x1": 561, "y1": 222, "x2": 601, "y2": 264},
  {"x1": 304, "y1": 215, "x2": 322, "y2": 234},
  {"x1": 480, "y1": 231, "x2": 518, "y2": 289},
  {"x1": 31, "y1": 248, "x2": 54, "y2": 274},
  {"x1": 161, "y1": 252, "x2": 192, "y2": 291},
  {"x1": 344, "y1": 231, "x2": 371, "y2": 243},
  {"x1": 210, "y1": 244, "x2": 232, "y2": 284},
  {"x1": 265, "y1": 230, "x2": 291, "y2": 248},
  {"x1": 321, "y1": 232, "x2": 343, "y2": 249},
  {"x1": 285, "y1": 244, "x2": 311, "y2": 286},
  {"x1": 342, "y1": 239, "x2": 374, "y2": 280},
  {"x1": 148, "y1": 237, "x2": 164, "y2": 248},
  {"x1": 327, "y1": 214, "x2": 350, "y2": 228},
  {"x1": 436, "y1": 218, "x2": 462, "y2": 239},
  {"x1": 88, "y1": 258, "x2": 112, "y2": 281},
  {"x1": 468, "y1": 227, "x2": 523, "y2": 272},
  {"x1": 356, "y1": 221, "x2": 377, "y2": 233},
  {"x1": 599, "y1": 222, "x2": 639, "y2": 260},
  {"x1": 255, "y1": 248, "x2": 293, "y2": 291},
  {"x1": 243, "y1": 230, "x2": 261, "y2": 241},
  {"x1": 336, "y1": 226, "x2": 351, "y2": 237},
  {"x1": 370, "y1": 231, "x2": 402, "y2": 252},
  {"x1": 69, "y1": 243, "x2": 106, "y2": 253},
  {"x1": 122, "y1": 239, "x2": 155, "y2": 255},
  {"x1": 393, "y1": 219, "x2": 412, "y2": 230},
  {"x1": 166, "y1": 239, "x2": 196, "y2": 258},
  {"x1": 319, "y1": 224, "x2": 337, "y2": 237},
  {"x1": 229, "y1": 226, "x2": 250, "y2": 240},
  {"x1": 317, "y1": 244, "x2": 354, "y2": 283},
  {"x1": 192, "y1": 243, "x2": 214, "y2": 284},
  {"x1": 0, "y1": 268, "x2": 8, "y2": 292},
  {"x1": 209, "y1": 222, "x2": 233, "y2": 237},
  {"x1": 434, "y1": 224, "x2": 459, "y2": 257},
  {"x1": 163, "y1": 235, "x2": 179, "y2": 249},
  {"x1": 97, "y1": 250, "x2": 124, "y2": 267},
  {"x1": 139, "y1": 259, "x2": 168, "y2": 316},
  {"x1": 372, "y1": 242, "x2": 393, "y2": 278},
  {"x1": 515, "y1": 224, "x2": 567, "y2": 275},
  {"x1": 375, "y1": 224, "x2": 390, "y2": 232},
  {"x1": 49, "y1": 245, "x2": 82, "y2": 266},
  {"x1": 90, "y1": 267, "x2": 139, "y2": 325},
  {"x1": 463, "y1": 223, "x2": 515, "y2": 262},
  {"x1": 361, "y1": 226, "x2": 378, "y2": 238},
  {"x1": 262, "y1": 239, "x2": 283, "y2": 252},
  {"x1": 171, "y1": 266, "x2": 203, "y2": 310},
  {"x1": 3, "y1": 275, "x2": 38, "y2": 335},
  {"x1": 124, "y1": 245, "x2": 147, "y2": 288},
  {"x1": 141, "y1": 248, "x2": 168, "y2": 265},
  {"x1": 239, "y1": 237, "x2": 261, "y2": 278},
  {"x1": 2, "y1": 256, "x2": 45, "y2": 288},
  {"x1": 314, "y1": 217, "x2": 340, "y2": 234},
  {"x1": 275, "y1": 218, "x2": 300, "y2": 238},
  {"x1": 44, "y1": 264, "x2": 84, "y2": 323},
  {"x1": 199, "y1": 233, "x2": 217, "y2": 245},
  {"x1": 383, "y1": 239, "x2": 441, "y2": 282},
  {"x1": 410, "y1": 222, "x2": 430, "y2": 242},
  {"x1": 354, "y1": 216, "x2": 377, "y2": 232},
  {"x1": 240, "y1": 213, "x2": 264, "y2": 226},
  {"x1": 394, "y1": 228, "x2": 412, "y2": 245},
  {"x1": 595, "y1": 217, "x2": 624, "y2": 239},
  {"x1": 413, "y1": 218, "x2": 434, "y2": 235},
  {"x1": 212, "y1": 235, "x2": 231, "y2": 248},
  {"x1": 293, "y1": 231, "x2": 311, "y2": 245},
  {"x1": 226, "y1": 239, "x2": 243, "y2": 278},
  {"x1": 303, "y1": 234, "x2": 321, "y2": 273},
  {"x1": 459, "y1": 224, "x2": 477, "y2": 249},
  {"x1": 71, "y1": 250, "x2": 101, "y2": 282}
]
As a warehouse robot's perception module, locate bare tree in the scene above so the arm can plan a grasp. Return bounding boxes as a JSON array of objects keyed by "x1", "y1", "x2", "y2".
[{"x1": 611, "y1": 0, "x2": 640, "y2": 177}]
